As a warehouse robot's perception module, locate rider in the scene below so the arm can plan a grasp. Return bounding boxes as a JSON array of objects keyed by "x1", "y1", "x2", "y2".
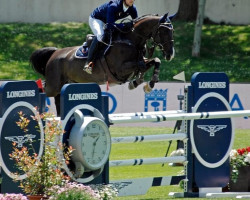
[{"x1": 83, "y1": 0, "x2": 138, "y2": 74}]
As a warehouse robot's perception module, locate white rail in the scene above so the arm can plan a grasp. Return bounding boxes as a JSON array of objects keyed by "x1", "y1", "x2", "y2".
[
  {"x1": 109, "y1": 110, "x2": 185, "y2": 118},
  {"x1": 109, "y1": 156, "x2": 186, "y2": 167},
  {"x1": 109, "y1": 110, "x2": 250, "y2": 124},
  {"x1": 111, "y1": 133, "x2": 187, "y2": 144}
]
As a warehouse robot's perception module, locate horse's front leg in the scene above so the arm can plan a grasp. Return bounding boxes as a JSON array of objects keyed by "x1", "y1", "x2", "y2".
[
  {"x1": 119, "y1": 60, "x2": 146, "y2": 90},
  {"x1": 143, "y1": 57, "x2": 161, "y2": 93},
  {"x1": 127, "y1": 58, "x2": 155, "y2": 90},
  {"x1": 128, "y1": 72, "x2": 145, "y2": 90}
]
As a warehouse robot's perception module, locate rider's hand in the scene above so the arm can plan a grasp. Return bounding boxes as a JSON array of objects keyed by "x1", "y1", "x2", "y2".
[
  {"x1": 102, "y1": 30, "x2": 112, "y2": 43},
  {"x1": 123, "y1": 21, "x2": 134, "y2": 31}
]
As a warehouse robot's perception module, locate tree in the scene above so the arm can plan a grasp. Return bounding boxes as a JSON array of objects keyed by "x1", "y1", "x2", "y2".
[{"x1": 175, "y1": 0, "x2": 198, "y2": 21}]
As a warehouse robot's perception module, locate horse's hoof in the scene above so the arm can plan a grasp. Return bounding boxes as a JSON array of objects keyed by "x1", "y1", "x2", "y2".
[
  {"x1": 143, "y1": 83, "x2": 152, "y2": 93},
  {"x1": 83, "y1": 66, "x2": 92, "y2": 74},
  {"x1": 128, "y1": 81, "x2": 135, "y2": 90}
]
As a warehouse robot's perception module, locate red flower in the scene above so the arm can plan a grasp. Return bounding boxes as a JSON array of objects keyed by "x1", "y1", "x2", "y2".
[
  {"x1": 237, "y1": 149, "x2": 244, "y2": 155},
  {"x1": 247, "y1": 147, "x2": 250, "y2": 153}
]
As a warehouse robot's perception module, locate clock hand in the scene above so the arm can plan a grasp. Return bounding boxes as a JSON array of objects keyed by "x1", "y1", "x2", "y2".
[
  {"x1": 92, "y1": 135, "x2": 100, "y2": 157},
  {"x1": 93, "y1": 135, "x2": 100, "y2": 146}
]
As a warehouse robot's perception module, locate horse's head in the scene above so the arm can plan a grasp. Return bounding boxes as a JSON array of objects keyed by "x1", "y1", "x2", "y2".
[{"x1": 153, "y1": 13, "x2": 175, "y2": 61}]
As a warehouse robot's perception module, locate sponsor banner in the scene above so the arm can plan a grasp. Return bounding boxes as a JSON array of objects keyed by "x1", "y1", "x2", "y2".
[
  {"x1": 1, "y1": 81, "x2": 249, "y2": 129},
  {"x1": 35, "y1": 82, "x2": 250, "y2": 129}
]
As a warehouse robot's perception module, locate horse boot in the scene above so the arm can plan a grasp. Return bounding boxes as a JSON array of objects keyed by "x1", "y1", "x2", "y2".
[{"x1": 83, "y1": 37, "x2": 99, "y2": 74}]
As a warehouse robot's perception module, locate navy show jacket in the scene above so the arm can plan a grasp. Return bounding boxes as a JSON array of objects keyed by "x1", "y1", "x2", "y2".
[{"x1": 91, "y1": 0, "x2": 138, "y2": 30}]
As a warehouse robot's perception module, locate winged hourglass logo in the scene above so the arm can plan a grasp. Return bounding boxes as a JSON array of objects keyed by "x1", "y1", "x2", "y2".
[
  {"x1": 4, "y1": 134, "x2": 36, "y2": 148},
  {"x1": 197, "y1": 125, "x2": 227, "y2": 137}
]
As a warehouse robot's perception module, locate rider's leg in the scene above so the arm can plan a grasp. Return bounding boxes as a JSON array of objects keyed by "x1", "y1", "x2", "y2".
[
  {"x1": 83, "y1": 37, "x2": 99, "y2": 73},
  {"x1": 83, "y1": 17, "x2": 104, "y2": 74}
]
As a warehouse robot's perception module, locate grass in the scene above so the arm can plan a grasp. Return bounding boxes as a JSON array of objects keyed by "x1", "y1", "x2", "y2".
[
  {"x1": 0, "y1": 22, "x2": 90, "y2": 80},
  {"x1": 0, "y1": 22, "x2": 249, "y2": 82},
  {"x1": 109, "y1": 126, "x2": 250, "y2": 200}
]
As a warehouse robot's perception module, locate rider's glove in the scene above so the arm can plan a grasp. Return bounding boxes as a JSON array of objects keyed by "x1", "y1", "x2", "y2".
[{"x1": 122, "y1": 21, "x2": 134, "y2": 31}]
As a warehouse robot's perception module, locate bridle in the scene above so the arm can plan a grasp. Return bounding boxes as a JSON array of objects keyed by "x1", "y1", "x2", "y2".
[
  {"x1": 133, "y1": 21, "x2": 174, "y2": 58},
  {"x1": 151, "y1": 22, "x2": 174, "y2": 51}
]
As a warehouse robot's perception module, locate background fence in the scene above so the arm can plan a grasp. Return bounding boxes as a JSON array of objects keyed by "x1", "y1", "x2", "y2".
[{"x1": 0, "y1": 0, "x2": 249, "y2": 24}]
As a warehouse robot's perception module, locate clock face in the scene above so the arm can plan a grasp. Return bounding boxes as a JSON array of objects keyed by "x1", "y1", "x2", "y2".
[{"x1": 81, "y1": 119, "x2": 111, "y2": 170}]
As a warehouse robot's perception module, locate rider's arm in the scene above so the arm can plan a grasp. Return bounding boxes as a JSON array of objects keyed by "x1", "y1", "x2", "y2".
[
  {"x1": 106, "y1": 3, "x2": 124, "y2": 30},
  {"x1": 130, "y1": 5, "x2": 138, "y2": 19}
]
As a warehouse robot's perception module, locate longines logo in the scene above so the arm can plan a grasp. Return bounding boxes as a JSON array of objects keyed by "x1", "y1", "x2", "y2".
[
  {"x1": 197, "y1": 125, "x2": 227, "y2": 137},
  {"x1": 5, "y1": 134, "x2": 36, "y2": 148},
  {"x1": 68, "y1": 93, "x2": 98, "y2": 101},
  {"x1": 198, "y1": 82, "x2": 226, "y2": 89},
  {"x1": 111, "y1": 181, "x2": 132, "y2": 191},
  {"x1": 6, "y1": 90, "x2": 36, "y2": 98}
]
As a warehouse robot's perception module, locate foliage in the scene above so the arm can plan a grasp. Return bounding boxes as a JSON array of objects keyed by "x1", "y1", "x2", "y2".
[
  {"x1": 48, "y1": 181, "x2": 98, "y2": 200},
  {"x1": 0, "y1": 193, "x2": 28, "y2": 200},
  {"x1": 229, "y1": 146, "x2": 250, "y2": 183},
  {"x1": 48, "y1": 181, "x2": 117, "y2": 200},
  {"x1": 0, "y1": 22, "x2": 249, "y2": 82},
  {"x1": 9, "y1": 111, "x2": 73, "y2": 195},
  {"x1": 91, "y1": 184, "x2": 118, "y2": 200}
]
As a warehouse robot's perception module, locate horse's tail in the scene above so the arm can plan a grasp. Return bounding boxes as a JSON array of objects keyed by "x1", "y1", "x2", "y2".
[{"x1": 30, "y1": 47, "x2": 57, "y2": 76}]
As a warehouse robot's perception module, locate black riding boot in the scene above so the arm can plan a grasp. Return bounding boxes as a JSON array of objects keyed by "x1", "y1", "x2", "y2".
[{"x1": 83, "y1": 37, "x2": 99, "y2": 74}]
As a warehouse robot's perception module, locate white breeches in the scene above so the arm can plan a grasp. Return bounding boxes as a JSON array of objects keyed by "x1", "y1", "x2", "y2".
[{"x1": 89, "y1": 16, "x2": 105, "y2": 42}]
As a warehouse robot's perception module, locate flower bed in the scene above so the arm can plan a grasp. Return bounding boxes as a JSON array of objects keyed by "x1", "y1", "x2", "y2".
[
  {"x1": 0, "y1": 183, "x2": 117, "y2": 200},
  {"x1": 229, "y1": 146, "x2": 250, "y2": 192}
]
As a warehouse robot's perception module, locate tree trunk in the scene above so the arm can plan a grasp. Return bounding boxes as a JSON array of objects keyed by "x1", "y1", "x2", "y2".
[
  {"x1": 176, "y1": 0, "x2": 198, "y2": 21},
  {"x1": 192, "y1": 0, "x2": 206, "y2": 57}
]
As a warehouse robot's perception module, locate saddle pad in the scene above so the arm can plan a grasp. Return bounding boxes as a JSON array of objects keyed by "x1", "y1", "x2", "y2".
[{"x1": 75, "y1": 45, "x2": 88, "y2": 59}]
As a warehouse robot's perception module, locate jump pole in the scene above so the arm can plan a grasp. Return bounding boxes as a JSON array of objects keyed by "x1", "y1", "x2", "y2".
[{"x1": 109, "y1": 109, "x2": 250, "y2": 124}]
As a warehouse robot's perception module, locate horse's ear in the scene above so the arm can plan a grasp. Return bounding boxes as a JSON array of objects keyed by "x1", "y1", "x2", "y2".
[
  {"x1": 169, "y1": 13, "x2": 177, "y2": 21},
  {"x1": 159, "y1": 12, "x2": 168, "y2": 23}
]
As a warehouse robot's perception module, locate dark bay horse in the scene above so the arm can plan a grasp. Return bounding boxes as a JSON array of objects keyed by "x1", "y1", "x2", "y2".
[{"x1": 30, "y1": 13, "x2": 175, "y2": 115}]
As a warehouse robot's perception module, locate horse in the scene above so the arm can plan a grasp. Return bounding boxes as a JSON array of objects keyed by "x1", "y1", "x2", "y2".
[{"x1": 30, "y1": 12, "x2": 175, "y2": 116}]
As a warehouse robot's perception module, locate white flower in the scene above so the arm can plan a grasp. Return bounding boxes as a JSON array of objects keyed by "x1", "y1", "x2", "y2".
[
  {"x1": 229, "y1": 149, "x2": 238, "y2": 160},
  {"x1": 244, "y1": 152, "x2": 250, "y2": 164},
  {"x1": 170, "y1": 148, "x2": 184, "y2": 156}
]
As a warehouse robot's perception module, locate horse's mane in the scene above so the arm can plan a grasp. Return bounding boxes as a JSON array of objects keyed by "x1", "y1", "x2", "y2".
[{"x1": 134, "y1": 14, "x2": 159, "y2": 23}]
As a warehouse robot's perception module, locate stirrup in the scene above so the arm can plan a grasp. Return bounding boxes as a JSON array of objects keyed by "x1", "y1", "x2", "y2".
[{"x1": 83, "y1": 62, "x2": 93, "y2": 74}]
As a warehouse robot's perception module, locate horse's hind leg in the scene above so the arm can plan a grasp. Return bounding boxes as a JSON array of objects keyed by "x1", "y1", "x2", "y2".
[
  {"x1": 44, "y1": 81, "x2": 63, "y2": 116},
  {"x1": 54, "y1": 94, "x2": 61, "y2": 116}
]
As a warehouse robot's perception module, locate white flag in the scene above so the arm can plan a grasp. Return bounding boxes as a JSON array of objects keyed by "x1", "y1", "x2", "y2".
[{"x1": 173, "y1": 71, "x2": 186, "y2": 82}]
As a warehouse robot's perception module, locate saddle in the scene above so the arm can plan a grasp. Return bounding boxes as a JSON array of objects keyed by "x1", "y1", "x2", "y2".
[{"x1": 74, "y1": 34, "x2": 95, "y2": 59}]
